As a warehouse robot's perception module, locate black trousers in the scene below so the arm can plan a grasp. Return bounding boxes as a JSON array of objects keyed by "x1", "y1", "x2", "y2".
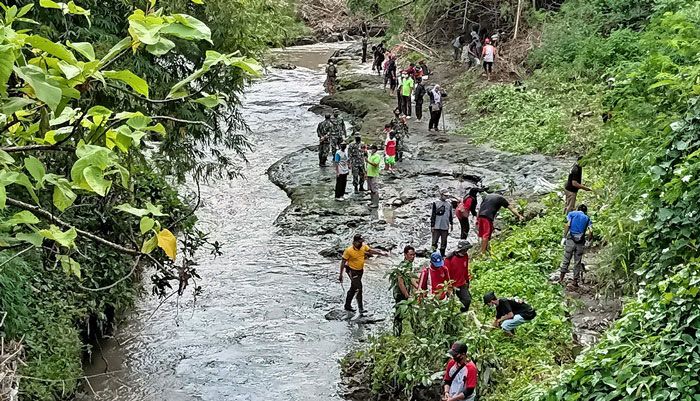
[
  {"x1": 362, "y1": 46, "x2": 367, "y2": 62},
  {"x1": 344, "y1": 268, "x2": 364, "y2": 311},
  {"x1": 431, "y1": 229, "x2": 449, "y2": 256},
  {"x1": 401, "y1": 95, "x2": 411, "y2": 116},
  {"x1": 415, "y1": 101, "x2": 423, "y2": 120},
  {"x1": 429, "y1": 108, "x2": 442, "y2": 130},
  {"x1": 335, "y1": 173, "x2": 348, "y2": 198},
  {"x1": 455, "y1": 285, "x2": 472, "y2": 312},
  {"x1": 459, "y1": 217, "x2": 470, "y2": 240}
]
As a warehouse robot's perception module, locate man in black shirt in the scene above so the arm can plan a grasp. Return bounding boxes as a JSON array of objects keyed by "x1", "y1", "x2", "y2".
[
  {"x1": 477, "y1": 193, "x2": 523, "y2": 255},
  {"x1": 483, "y1": 291, "x2": 536, "y2": 336},
  {"x1": 414, "y1": 77, "x2": 426, "y2": 122},
  {"x1": 564, "y1": 156, "x2": 592, "y2": 214}
]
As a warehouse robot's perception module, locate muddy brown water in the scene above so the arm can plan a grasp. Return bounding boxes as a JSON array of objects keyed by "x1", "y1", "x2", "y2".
[{"x1": 83, "y1": 43, "x2": 396, "y2": 401}]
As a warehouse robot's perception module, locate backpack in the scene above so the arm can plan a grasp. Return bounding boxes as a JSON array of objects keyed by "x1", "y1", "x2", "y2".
[{"x1": 435, "y1": 202, "x2": 446, "y2": 216}]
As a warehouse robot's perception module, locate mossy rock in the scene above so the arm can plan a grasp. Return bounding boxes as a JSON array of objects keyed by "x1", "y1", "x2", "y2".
[{"x1": 336, "y1": 74, "x2": 382, "y2": 91}]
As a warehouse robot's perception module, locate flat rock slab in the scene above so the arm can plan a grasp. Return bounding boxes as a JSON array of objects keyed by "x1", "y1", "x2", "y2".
[{"x1": 324, "y1": 309, "x2": 385, "y2": 324}]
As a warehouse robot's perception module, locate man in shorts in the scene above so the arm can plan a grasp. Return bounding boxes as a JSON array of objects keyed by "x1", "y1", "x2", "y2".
[
  {"x1": 481, "y1": 38, "x2": 496, "y2": 80},
  {"x1": 477, "y1": 193, "x2": 523, "y2": 254}
]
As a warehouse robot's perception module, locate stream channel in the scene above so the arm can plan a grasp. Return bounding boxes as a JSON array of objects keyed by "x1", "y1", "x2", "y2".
[{"x1": 84, "y1": 42, "x2": 571, "y2": 400}]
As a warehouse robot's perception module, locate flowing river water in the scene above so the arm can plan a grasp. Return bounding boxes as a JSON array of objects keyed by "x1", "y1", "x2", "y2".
[{"x1": 86, "y1": 43, "x2": 394, "y2": 401}]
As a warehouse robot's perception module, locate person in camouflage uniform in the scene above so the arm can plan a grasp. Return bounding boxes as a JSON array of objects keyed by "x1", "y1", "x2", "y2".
[
  {"x1": 317, "y1": 113, "x2": 334, "y2": 166},
  {"x1": 331, "y1": 110, "x2": 347, "y2": 156},
  {"x1": 348, "y1": 134, "x2": 367, "y2": 192},
  {"x1": 390, "y1": 109, "x2": 409, "y2": 162}
]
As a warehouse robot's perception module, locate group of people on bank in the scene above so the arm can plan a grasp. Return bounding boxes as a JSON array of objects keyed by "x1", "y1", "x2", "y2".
[
  {"x1": 452, "y1": 27, "x2": 500, "y2": 81},
  {"x1": 325, "y1": 39, "x2": 595, "y2": 400}
]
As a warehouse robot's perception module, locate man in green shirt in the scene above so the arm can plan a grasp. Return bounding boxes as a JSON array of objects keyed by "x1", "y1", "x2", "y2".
[
  {"x1": 366, "y1": 144, "x2": 381, "y2": 209},
  {"x1": 400, "y1": 72, "x2": 414, "y2": 117},
  {"x1": 389, "y1": 245, "x2": 417, "y2": 335}
]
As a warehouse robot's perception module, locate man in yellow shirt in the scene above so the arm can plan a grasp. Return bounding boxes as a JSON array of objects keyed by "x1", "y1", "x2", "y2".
[{"x1": 339, "y1": 234, "x2": 388, "y2": 315}]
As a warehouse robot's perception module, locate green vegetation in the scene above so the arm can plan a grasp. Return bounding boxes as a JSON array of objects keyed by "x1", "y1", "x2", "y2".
[
  {"x1": 353, "y1": 0, "x2": 700, "y2": 400},
  {"x1": 354, "y1": 200, "x2": 574, "y2": 400},
  {"x1": 0, "y1": 0, "x2": 302, "y2": 398}
]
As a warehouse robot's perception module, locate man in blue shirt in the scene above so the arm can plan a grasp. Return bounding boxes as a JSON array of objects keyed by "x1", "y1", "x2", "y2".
[{"x1": 559, "y1": 204, "x2": 593, "y2": 287}]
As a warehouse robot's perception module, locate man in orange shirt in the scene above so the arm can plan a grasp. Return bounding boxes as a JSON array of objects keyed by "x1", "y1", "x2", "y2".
[{"x1": 339, "y1": 234, "x2": 388, "y2": 315}]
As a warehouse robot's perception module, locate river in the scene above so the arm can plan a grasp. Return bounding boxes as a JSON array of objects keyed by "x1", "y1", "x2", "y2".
[{"x1": 86, "y1": 43, "x2": 394, "y2": 401}]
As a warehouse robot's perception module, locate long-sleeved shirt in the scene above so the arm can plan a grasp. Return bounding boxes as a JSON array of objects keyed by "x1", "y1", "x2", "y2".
[{"x1": 431, "y1": 199, "x2": 454, "y2": 230}]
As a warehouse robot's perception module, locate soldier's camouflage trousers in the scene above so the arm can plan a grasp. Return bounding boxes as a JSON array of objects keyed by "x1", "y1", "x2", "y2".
[
  {"x1": 319, "y1": 141, "x2": 330, "y2": 165},
  {"x1": 352, "y1": 165, "x2": 366, "y2": 188}
]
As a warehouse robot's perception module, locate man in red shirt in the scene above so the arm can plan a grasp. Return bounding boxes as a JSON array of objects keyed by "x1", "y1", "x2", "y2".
[
  {"x1": 418, "y1": 251, "x2": 451, "y2": 299},
  {"x1": 443, "y1": 341, "x2": 478, "y2": 401},
  {"x1": 445, "y1": 240, "x2": 473, "y2": 312}
]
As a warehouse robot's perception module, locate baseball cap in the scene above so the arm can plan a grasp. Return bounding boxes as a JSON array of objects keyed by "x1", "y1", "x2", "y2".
[
  {"x1": 456, "y1": 240, "x2": 473, "y2": 252},
  {"x1": 430, "y1": 251, "x2": 444, "y2": 267},
  {"x1": 483, "y1": 291, "x2": 497, "y2": 304},
  {"x1": 440, "y1": 188, "x2": 452, "y2": 196},
  {"x1": 448, "y1": 341, "x2": 468, "y2": 357},
  {"x1": 353, "y1": 234, "x2": 363, "y2": 242}
]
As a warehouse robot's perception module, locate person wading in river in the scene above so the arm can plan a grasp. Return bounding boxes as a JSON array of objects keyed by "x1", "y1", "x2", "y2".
[
  {"x1": 477, "y1": 193, "x2": 523, "y2": 255},
  {"x1": 389, "y1": 245, "x2": 417, "y2": 335},
  {"x1": 443, "y1": 341, "x2": 478, "y2": 401},
  {"x1": 428, "y1": 84, "x2": 447, "y2": 132},
  {"x1": 366, "y1": 144, "x2": 382, "y2": 208},
  {"x1": 559, "y1": 204, "x2": 593, "y2": 288},
  {"x1": 325, "y1": 60, "x2": 337, "y2": 94},
  {"x1": 316, "y1": 113, "x2": 334, "y2": 167},
  {"x1": 484, "y1": 291, "x2": 537, "y2": 337},
  {"x1": 564, "y1": 155, "x2": 591, "y2": 214},
  {"x1": 431, "y1": 189, "x2": 454, "y2": 256},
  {"x1": 348, "y1": 134, "x2": 367, "y2": 193},
  {"x1": 445, "y1": 240, "x2": 473, "y2": 312},
  {"x1": 339, "y1": 234, "x2": 387, "y2": 315},
  {"x1": 456, "y1": 188, "x2": 479, "y2": 240},
  {"x1": 361, "y1": 33, "x2": 368, "y2": 63},
  {"x1": 334, "y1": 142, "x2": 350, "y2": 201}
]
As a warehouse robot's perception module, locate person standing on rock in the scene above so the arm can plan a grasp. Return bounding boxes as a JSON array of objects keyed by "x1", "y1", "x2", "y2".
[
  {"x1": 428, "y1": 85, "x2": 447, "y2": 132},
  {"x1": 431, "y1": 189, "x2": 455, "y2": 256},
  {"x1": 452, "y1": 34, "x2": 465, "y2": 61},
  {"x1": 483, "y1": 291, "x2": 536, "y2": 337},
  {"x1": 481, "y1": 38, "x2": 496, "y2": 81},
  {"x1": 414, "y1": 77, "x2": 426, "y2": 122},
  {"x1": 361, "y1": 33, "x2": 368, "y2": 63},
  {"x1": 418, "y1": 251, "x2": 452, "y2": 299},
  {"x1": 564, "y1": 156, "x2": 591, "y2": 214},
  {"x1": 316, "y1": 113, "x2": 334, "y2": 167},
  {"x1": 390, "y1": 245, "x2": 417, "y2": 335},
  {"x1": 334, "y1": 142, "x2": 350, "y2": 201},
  {"x1": 386, "y1": 55, "x2": 398, "y2": 95},
  {"x1": 400, "y1": 71, "x2": 414, "y2": 117},
  {"x1": 445, "y1": 240, "x2": 473, "y2": 312},
  {"x1": 384, "y1": 131, "x2": 397, "y2": 172},
  {"x1": 374, "y1": 42, "x2": 385, "y2": 75},
  {"x1": 559, "y1": 204, "x2": 593, "y2": 288},
  {"x1": 325, "y1": 60, "x2": 337, "y2": 94},
  {"x1": 395, "y1": 115, "x2": 409, "y2": 162},
  {"x1": 419, "y1": 60, "x2": 430, "y2": 77},
  {"x1": 366, "y1": 144, "x2": 382, "y2": 208},
  {"x1": 443, "y1": 341, "x2": 478, "y2": 401},
  {"x1": 339, "y1": 234, "x2": 388, "y2": 315},
  {"x1": 331, "y1": 110, "x2": 346, "y2": 156},
  {"x1": 456, "y1": 188, "x2": 479, "y2": 240},
  {"x1": 477, "y1": 193, "x2": 523, "y2": 254},
  {"x1": 348, "y1": 134, "x2": 367, "y2": 193}
]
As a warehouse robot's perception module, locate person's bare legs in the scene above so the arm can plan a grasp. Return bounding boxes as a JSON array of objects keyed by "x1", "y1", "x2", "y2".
[{"x1": 480, "y1": 237, "x2": 489, "y2": 254}]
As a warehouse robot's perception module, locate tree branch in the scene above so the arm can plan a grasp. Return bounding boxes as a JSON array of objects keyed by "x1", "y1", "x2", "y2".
[
  {"x1": 0, "y1": 145, "x2": 74, "y2": 153},
  {"x1": 5, "y1": 197, "x2": 140, "y2": 256},
  {"x1": 76, "y1": 255, "x2": 142, "y2": 291},
  {"x1": 151, "y1": 115, "x2": 213, "y2": 130}
]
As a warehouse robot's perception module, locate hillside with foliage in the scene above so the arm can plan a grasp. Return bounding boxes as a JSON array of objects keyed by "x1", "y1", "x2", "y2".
[
  {"x1": 348, "y1": 0, "x2": 700, "y2": 400},
  {"x1": 0, "y1": 0, "x2": 302, "y2": 399}
]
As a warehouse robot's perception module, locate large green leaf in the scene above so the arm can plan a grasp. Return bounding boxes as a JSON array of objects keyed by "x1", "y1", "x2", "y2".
[
  {"x1": 103, "y1": 70, "x2": 149, "y2": 97},
  {"x1": 15, "y1": 232, "x2": 44, "y2": 247},
  {"x1": 167, "y1": 51, "x2": 260, "y2": 98},
  {"x1": 5, "y1": 211, "x2": 40, "y2": 226},
  {"x1": 57, "y1": 254, "x2": 81, "y2": 278},
  {"x1": 0, "y1": 150, "x2": 14, "y2": 165},
  {"x1": 67, "y1": 41, "x2": 95, "y2": 61},
  {"x1": 0, "y1": 45, "x2": 15, "y2": 97},
  {"x1": 1, "y1": 97, "x2": 35, "y2": 116},
  {"x1": 26, "y1": 35, "x2": 78, "y2": 63},
  {"x1": 82, "y1": 165, "x2": 111, "y2": 196},
  {"x1": 0, "y1": 185, "x2": 6, "y2": 209},
  {"x1": 99, "y1": 37, "x2": 131, "y2": 67},
  {"x1": 44, "y1": 174, "x2": 77, "y2": 211},
  {"x1": 162, "y1": 14, "x2": 212, "y2": 43},
  {"x1": 39, "y1": 225, "x2": 77, "y2": 248},
  {"x1": 24, "y1": 156, "x2": 46, "y2": 183},
  {"x1": 145, "y1": 38, "x2": 175, "y2": 56},
  {"x1": 14, "y1": 65, "x2": 63, "y2": 111},
  {"x1": 115, "y1": 203, "x2": 150, "y2": 217}
]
